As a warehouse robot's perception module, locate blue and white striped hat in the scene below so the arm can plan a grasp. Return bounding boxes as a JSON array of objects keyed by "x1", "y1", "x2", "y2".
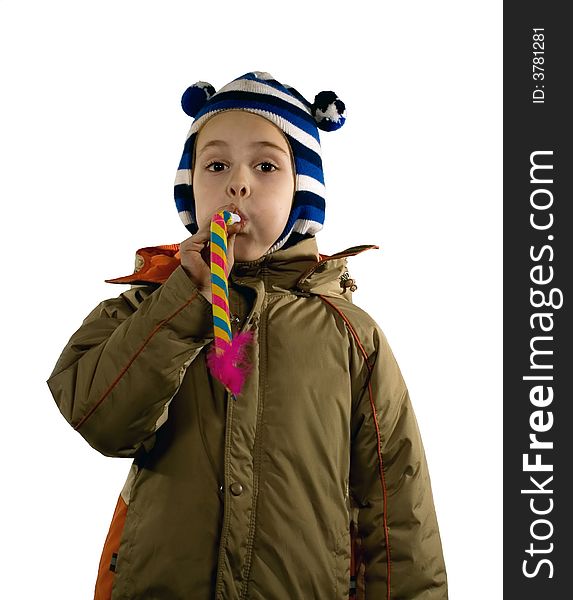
[{"x1": 174, "y1": 71, "x2": 346, "y2": 254}]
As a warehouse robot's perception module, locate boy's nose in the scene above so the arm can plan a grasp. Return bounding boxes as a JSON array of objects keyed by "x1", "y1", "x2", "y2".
[{"x1": 227, "y1": 180, "x2": 250, "y2": 198}]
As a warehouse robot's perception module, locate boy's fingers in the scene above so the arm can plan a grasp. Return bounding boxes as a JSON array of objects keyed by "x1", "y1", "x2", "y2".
[
  {"x1": 226, "y1": 233, "x2": 237, "y2": 273},
  {"x1": 200, "y1": 240, "x2": 211, "y2": 263},
  {"x1": 182, "y1": 204, "x2": 243, "y2": 256}
]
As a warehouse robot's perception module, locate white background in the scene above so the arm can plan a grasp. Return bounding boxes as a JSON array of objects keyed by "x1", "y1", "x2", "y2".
[{"x1": 0, "y1": 1, "x2": 501, "y2": 597}]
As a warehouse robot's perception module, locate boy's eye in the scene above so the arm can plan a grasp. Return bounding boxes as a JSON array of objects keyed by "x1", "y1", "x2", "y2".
[
  {"x1": 256, "y1": 162, "x2": 278, "y2": 173},
  {"x1": 205, "y1": 161, "x2": 227, "y2": 172},
  {"x1": 204, "y1": 161, "x2": 279, "y2": 173}
]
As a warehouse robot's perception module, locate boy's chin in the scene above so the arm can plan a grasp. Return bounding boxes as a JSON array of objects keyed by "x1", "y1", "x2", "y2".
[
  {"x1": 233, "y1": 251, "x2": 264, "y2": 263},
  {"x1": 233, "y1": 238, "x2": 269, "y2": 263}
]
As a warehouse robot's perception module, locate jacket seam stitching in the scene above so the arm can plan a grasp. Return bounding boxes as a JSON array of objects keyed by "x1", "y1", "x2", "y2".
[
  {"x1": 73, "y1": 289, "x2": 201, "y2": 431},
  {"x1": 317, "y1": 295, "x2": 392, "y2": 600}
]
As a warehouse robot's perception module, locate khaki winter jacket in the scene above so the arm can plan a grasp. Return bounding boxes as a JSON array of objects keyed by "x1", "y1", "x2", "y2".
[{"x1": 46, "y1": 236, "x2": 448, "y2": 599}]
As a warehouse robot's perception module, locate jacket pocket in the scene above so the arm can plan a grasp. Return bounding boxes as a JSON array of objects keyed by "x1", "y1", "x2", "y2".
[
  {"x1": 93, "y1": 492, "x2": 129, "y2": 600},
  {"x1": 334, "y1": 526, "x2": 351, "y2": 599},
  {"x1": 349, "y1": 519, "x2": 366, "y2": 600},
  {"x1": 93, "y1": 463, "x2": 142, "y2": 599}
]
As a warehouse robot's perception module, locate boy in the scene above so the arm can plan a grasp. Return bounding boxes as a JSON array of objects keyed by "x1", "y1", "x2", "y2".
[{"x1": 47, "y1": 71, "x2": 448, "y2": 599}]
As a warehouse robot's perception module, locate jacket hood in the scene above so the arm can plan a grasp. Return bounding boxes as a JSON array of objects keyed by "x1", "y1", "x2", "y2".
[{"x1": 105, "y1": 236, "x2": 379, "y2": 298}]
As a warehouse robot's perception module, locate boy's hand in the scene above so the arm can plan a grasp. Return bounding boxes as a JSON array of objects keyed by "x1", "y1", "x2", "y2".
[{"x1": 179, "y1": 203, "x2": 246, "y2": 304}]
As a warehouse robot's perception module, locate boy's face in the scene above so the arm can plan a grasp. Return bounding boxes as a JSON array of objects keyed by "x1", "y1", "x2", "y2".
[{"x1": 192, "y1": 110, "x2": 295, "y2": 262}]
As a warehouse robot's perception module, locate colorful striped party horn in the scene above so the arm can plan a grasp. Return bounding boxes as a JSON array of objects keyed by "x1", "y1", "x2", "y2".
[{"x1": 205, "y1": 209, "x2": 255, "y2": 398}]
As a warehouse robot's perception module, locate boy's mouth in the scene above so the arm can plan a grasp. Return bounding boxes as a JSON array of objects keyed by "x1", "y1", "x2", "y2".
[
  {"x1": 232, "y1": 209, "x2": 249, "y2": 232},
  {"x1": 233, "y1": 208, "x2": 248, "y2": 223}
]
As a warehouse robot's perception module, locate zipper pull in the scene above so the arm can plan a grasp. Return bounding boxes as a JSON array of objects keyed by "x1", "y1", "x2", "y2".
[{"x1": 247, "y1": 313, "x2": 260, "y2": 330}]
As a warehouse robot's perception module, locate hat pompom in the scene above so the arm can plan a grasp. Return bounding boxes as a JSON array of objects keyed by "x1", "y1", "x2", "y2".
[
  {"x1": 181, "y1": 81, "x2": 216, "y2": 118},
  {"x1": 311, "y1": 91, "x2": 346, "y2": 131}
]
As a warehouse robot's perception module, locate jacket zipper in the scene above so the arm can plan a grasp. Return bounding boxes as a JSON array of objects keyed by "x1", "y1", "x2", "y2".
[{"x1": 214, "y1": 386, "x2": 236, "y2": 599}]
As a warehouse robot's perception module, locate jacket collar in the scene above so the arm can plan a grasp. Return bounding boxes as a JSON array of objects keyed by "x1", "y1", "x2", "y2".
[{"x1": 105, "y1": 237, "x2": 379, "y2": 297}]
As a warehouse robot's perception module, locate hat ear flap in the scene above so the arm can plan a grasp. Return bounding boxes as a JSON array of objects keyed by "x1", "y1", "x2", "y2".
[
  {"x1": 181, "y1": 81, "x2": 216, "y2": 118},
  {"x1": 311, "y1": 91, "x2": 347, "y2": 131}
]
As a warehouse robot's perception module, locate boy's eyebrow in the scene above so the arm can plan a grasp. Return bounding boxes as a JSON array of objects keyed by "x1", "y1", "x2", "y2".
[{"x1": 197, "y1": 140, "x2": 289, "y2": 156}]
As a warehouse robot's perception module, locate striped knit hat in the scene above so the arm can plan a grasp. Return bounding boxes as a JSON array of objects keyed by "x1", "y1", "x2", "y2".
[{"x1": 174, "y1": 71, "x2": 346, "y2": 255}]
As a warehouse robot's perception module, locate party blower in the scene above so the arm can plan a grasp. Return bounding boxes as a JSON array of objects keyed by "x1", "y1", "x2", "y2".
[{"x1": 205, "y1": 209, "x2": 255, "y2": 398}]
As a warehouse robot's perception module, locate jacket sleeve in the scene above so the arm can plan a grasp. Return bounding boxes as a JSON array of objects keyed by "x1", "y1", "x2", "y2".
[
  {"x1": 46, "y1": 265, "x2": 214, "y2": 458},
  {"x1": 349, "y1": 322, "x2": 448, "y2": 599}
]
